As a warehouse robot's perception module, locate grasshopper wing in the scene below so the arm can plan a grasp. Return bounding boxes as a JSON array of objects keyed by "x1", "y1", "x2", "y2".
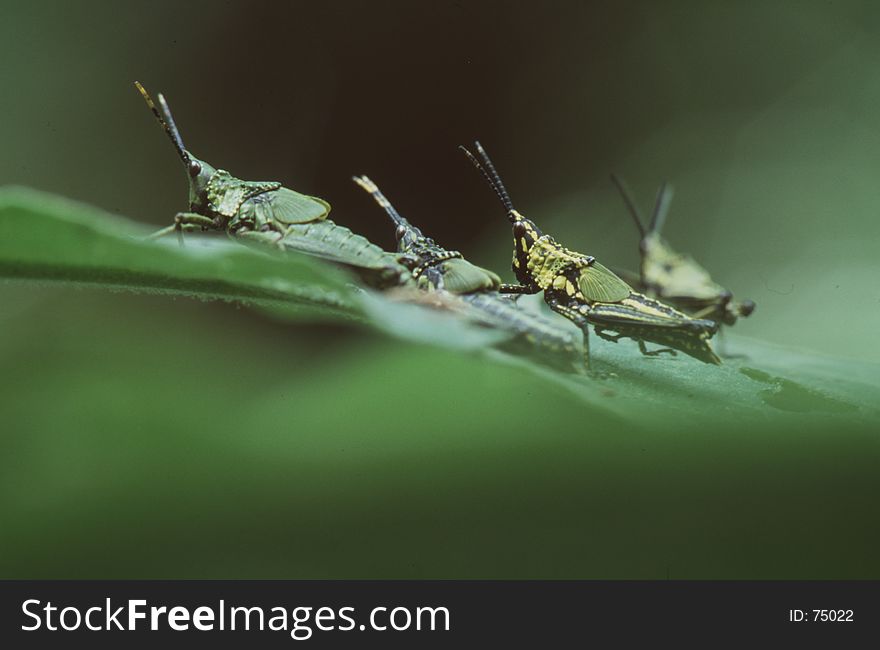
[
  {"x1": 577, "y1": 262, "x2": 632, "y2": 303},
  {"x1": 253, "y1": 187, "x2": 331, "y2": 225},
  {"x1": 440, "y1": 258, "x2": 501, "y2": 294}
]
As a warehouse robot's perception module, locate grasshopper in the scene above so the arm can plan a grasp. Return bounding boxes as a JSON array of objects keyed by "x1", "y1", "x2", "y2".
[
  {"x1": 352, "y1": 175, "x2": 502, "y2": 293},
  {"x1": 352, "y1": 175, "x2": 582, "y2": 371},
  {"x1": 610, "y1": 175, "x2": 755, "y2": 327},
  {"x1": 460, "y1": 142, "x2": 721, "y2": 371},
  {"x1": 135, "y1": 82, "x2": 410, "y2": 289}
]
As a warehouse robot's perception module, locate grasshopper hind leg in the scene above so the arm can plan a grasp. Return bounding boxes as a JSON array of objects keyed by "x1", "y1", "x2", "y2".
[
  {"x1": 595, "y1": 328, "x2": 676, "y2": 358},
  {"x1": 546, "y1": 298, "x2": 593, "y2": 373},
  {"x1": 595, "y1": 328, "x2": 623, "y2": 344},
  {"x1": 636, "y1": 340, "x2": 677, "y2": 358}
]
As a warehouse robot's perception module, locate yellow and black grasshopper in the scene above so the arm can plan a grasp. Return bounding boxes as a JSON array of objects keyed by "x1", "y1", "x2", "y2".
[
  {"x1": 136, "y1": 82, "x2": 410, "y2": 289},
  {"x1": 461, "y1": 142, "x2": 721, "y2": 371},
  {"x1": 352, "y1": 175, "x2": 582, "y2": 372},
  {"x1": 610, "y1": 175, "x2": 755, "y2": 327}
]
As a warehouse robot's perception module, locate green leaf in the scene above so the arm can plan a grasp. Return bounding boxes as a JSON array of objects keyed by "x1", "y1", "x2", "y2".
[
  {"x1": 0, "y1": 186, "x2": 359, "y2": 319},
  {"x1": 1, "y1": 187, "x2": 878, "y2": 579},
  {"x1": 358, "y1": 289, "x2": 513, "y2": 350},
  {"x1": 0, "y1": 186, "x2": 876, "y2": 429}
]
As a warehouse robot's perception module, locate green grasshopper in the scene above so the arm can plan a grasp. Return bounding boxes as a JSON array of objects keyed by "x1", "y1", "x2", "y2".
[
  {"x1": 610, "y1": 175, "x2": 755, "y2": 327},
  {"x1": 352, "y1": 175, "x2": 582, "y2": 371},
  {"x1": 460, "y1": 142, "x2": 721, "y2": 371},
  {"x1": 135, "y1": 82, "x2": 409, "y2": 289}
]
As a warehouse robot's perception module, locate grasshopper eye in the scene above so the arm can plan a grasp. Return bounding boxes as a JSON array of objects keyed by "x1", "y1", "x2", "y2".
[
  {"x1": 395, "y1": 225, "x2": 407, "y2": 240},
  {"x1": 188, "y1": 160, "x2": 202, "y2": 177}
]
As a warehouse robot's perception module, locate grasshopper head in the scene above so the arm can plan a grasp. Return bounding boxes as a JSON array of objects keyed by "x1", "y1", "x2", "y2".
[
  {"x1": 738, "y1": 299, "x2": 756, "y2": 318},
  {"x1": 717, "y1": 293, "x2": 756, "y2": 326},
  {"x1": 509, "y1": 210, "x2": 547, "y2": 285},
  {"x1": 184, "y1": 155, "x2": 217, "y2": 213},
  {"x1": 384, "y1": 203, "x2": 430, "y2": 256}
]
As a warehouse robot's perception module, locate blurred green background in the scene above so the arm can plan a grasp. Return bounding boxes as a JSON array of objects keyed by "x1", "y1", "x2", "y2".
[{"x1": 1, "y1": 1, "x2": 879, "y2": 578}]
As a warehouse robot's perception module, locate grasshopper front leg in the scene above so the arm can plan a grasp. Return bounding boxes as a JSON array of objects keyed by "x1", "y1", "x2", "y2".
[
  {"x1": 499, "y1": 283, "x2": 539, "y2": 295},
  {"x1": 149, "y1": 212, "x2": 216, "y2": 245}
]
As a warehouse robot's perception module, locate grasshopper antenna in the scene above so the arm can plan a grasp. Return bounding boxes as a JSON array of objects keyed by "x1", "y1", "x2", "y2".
[
  {"x1": 649, "y1": 182, "x2": 674, "y2": 235},
  {"x1": 474, "y1": 141, "x2": 516, "y2": 213},
  {"x1": 610, "y1": 174, "x2": 647, "y2": 238},
  {"x1": 352, "y1": 175, "x2": 410, "y2": 228},
  {"x1": 460, "y1": 141, "x2": 516, "y2": 220},
  {"x1": 135, "y1": 81, "x2": 191, "y2": 166}
]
